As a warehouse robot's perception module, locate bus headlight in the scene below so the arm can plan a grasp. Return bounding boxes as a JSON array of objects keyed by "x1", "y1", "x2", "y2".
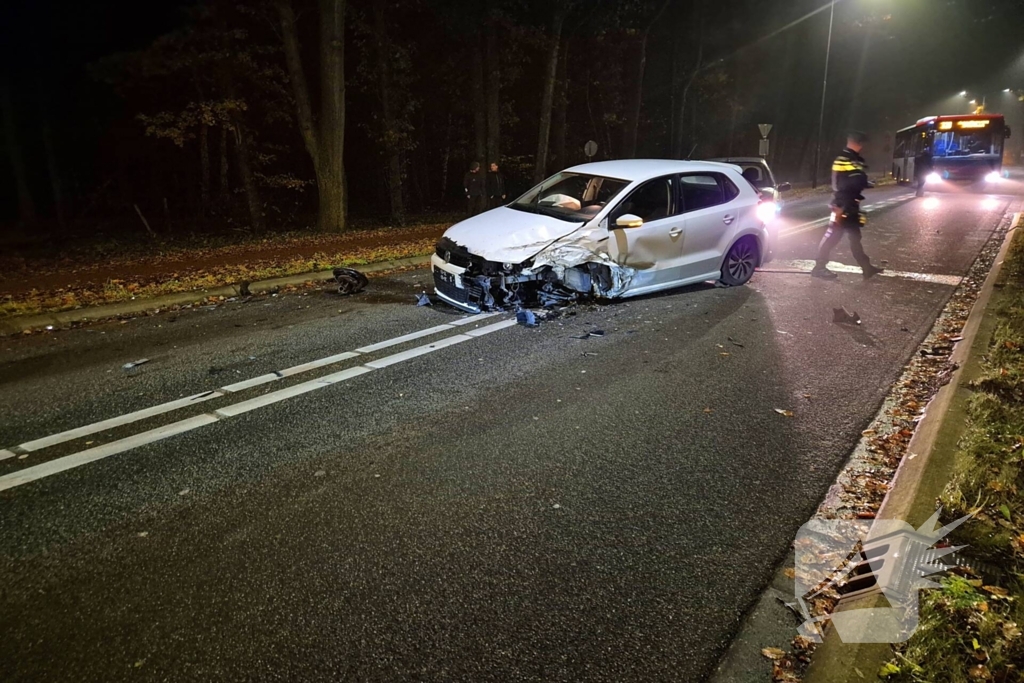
[
  {"x1": 925, "y1": 172, "x2": 942, "y2": 185},
  {"x1": 985, "y1": 171, "x2": 1002, "y2": 183}
]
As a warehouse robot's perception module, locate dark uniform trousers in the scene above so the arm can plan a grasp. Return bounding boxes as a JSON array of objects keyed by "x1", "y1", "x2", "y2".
[{"x1": 815, "y1": 213, "x2": 872, "y2": 271}]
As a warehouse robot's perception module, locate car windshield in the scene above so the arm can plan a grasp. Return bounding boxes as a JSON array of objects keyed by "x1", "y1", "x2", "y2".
[{"x1": 509, "y1": 172, "x2": 630, "y2": 222}]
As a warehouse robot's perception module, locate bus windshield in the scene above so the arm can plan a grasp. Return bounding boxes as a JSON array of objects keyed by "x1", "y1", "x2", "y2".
[{"x1": 932, "y1": 129, "x2": 999, "y2": 157}]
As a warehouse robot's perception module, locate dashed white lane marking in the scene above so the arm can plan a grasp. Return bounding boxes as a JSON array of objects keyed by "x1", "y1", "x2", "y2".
[
  {"x1": 215, "y1": 366, "x2": 374, "y2": 418},
  {"x1": 355, "y1": 324, "x2": 455, "y2": 354},
  {"x1": 4, "y1": 314, "x2": 495, "y2": 456},
  {"x1": 771, "y1": 259, "x2": 963, "y2": 286},
  {"x1": 365, "y1": 334, "x2": 474, "y2": 369},
  {"x1": 17, "y1": 391, "x2": 223, "y2": 453},
  {"x1": 0, "y1": 415, "x2": 219, "y2": 493},
  {"x1": 0, "y1": 315, "x2": 519, "y2": 491}
]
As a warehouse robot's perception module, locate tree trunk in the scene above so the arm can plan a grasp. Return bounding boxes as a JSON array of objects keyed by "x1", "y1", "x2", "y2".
[
  {"x1": 219, "y1": 126, "x2": 229, "y2": 201},
  {"x1": 276, "y1": 0, "x2": 347, "y2": 233},
  {"x1": 316, "y1": 0, "x2": 346, "y2": 232},
  {"x1": 620, "y1": 35, "x2": 646, "y2": 159},
  {"x1": 471, "y1": 35, "x2": 487, "y2": 165},
  {"x1": 1, "y1": 84, "x2": 35, "y2": 225},
  {"x1": 41, "y1": 122, "x2": 65, "y2": 230},
  {"x1": 232, "y1": 124, "x2": 263, "y2": 231},
  {"x1": 672, "y1": 2, "x2": 704, "y2": 159},
  {"x1": 199, "y1": 123, "x2": 210, "y2": 217},
  {"x1": 484, "y1": 20, "x2": 500, "y2": 168},
  {"x1": 551, "y1": 39, "x2": 570, "y2": 168},
  {"x1": 533, "y1": 9, "x2": 567, "y2": 184},
  {"x1": 373, "y1": 0, "x2": 405, "y2": 224}
]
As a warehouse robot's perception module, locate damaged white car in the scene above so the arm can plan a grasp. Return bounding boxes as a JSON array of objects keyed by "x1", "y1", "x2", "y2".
[{"x1": 432, "y1": 159, "x2": 776, "y2": 313}]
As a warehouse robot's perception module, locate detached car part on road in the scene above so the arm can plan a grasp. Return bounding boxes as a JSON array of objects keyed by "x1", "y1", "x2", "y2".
[{"x1": 432, "y1": 160, "x2": 776, "y2": 313}]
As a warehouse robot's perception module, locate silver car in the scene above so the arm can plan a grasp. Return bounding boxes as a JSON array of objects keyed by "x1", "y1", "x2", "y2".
[{"x1": 432, "y1": 159, "x2": 775, "y2": 313}]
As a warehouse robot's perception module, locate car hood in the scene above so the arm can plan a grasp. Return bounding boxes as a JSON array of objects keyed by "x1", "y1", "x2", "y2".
[{"x1": 442, "y1": 207, "x2": 586, "y2": 264}]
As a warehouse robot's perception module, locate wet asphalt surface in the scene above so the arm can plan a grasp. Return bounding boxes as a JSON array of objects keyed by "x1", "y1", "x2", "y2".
[{"x1": 1, "y1": 177, "x2": 1022, "y2": 682}]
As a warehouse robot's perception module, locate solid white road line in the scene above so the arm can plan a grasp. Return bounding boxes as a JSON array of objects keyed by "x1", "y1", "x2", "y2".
[
  {"x1": 17, "y1": 391, "x2": 223, "y2": 453},
  {"x1": 1, "y1": 315, "x2": 522, "y2": 491},
  {"x1": 0, "y1": 415, "x2": 219, "y2": 492},
  {"x1": 354, "y1": 324, "x2": 455, "y2": 354},
  {"x1": 5, "y1": 316, "x2": 504, "y2": 456},
  {"x1": 464, "y1": 319, "x2": 519, "y2": 337},
  {"x1": 365, "y1": 334, "x2": 474, "y2": 369},
  {"x1": 215, "y1": 366, "x2": 374, "y2": 418},
  {"x1": 450, "y1": 312, "x2": 502, "y2": 326}
]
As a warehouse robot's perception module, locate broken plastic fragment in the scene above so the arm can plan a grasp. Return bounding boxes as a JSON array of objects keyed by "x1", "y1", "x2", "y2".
[
  {"x1": 832, "y1": 308, "x2": 862, "y2": 325},
  {"x1": 122, "y1": 359, "x2": 150, "y2": 370},
  {"x1": 415, "y1": 293, "x2": 433, "y2": 307},
  {"x1": 516, "y1": 310, "x2": 538, "y2": 327},
  {"x1": 774, "y1": 408, "x2": 795, "y2": 417}
]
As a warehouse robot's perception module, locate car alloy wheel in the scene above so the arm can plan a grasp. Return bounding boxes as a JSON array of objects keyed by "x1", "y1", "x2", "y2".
[{"x1": 720, "y1": 238, "x2": 758, "y2": 286}]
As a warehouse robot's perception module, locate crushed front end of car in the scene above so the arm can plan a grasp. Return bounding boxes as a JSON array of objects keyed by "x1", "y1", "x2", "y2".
[{"x1": 431, "y1": 231, "x2": 636, "y2": 314}]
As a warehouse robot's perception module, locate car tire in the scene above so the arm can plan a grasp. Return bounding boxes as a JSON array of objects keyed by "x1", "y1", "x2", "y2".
[{"x1": 719, "y1": 237, "x2": 759, "y2": 287}]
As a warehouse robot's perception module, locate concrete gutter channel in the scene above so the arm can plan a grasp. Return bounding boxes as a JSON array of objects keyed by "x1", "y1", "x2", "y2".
[
  {"x1": 0, "y1": 255, "x2": 432, "y2": 336},
  {"x1": 710, "y1": 210, "x2": 1022, "y2": 683}
]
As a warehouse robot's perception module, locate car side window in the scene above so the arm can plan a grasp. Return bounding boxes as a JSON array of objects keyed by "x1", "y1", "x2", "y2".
[
  {"x1": 613, "y1": 176, "x2": 675, "y2": 223},
  {"x1": 721, "y1": 175, "x2": 741, "y2": 202},
  {"x1": 680, "y1": 174, "x2": 725, "y2": 212}
]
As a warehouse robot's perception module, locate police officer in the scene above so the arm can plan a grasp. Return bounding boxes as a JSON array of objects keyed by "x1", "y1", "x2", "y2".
[{"x1": 812, "y1": 131, "x2": 884, "y2": 280}]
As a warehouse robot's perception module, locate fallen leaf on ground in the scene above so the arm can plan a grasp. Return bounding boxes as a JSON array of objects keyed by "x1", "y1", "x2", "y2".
[
  {"x1": 761, "y1": 647, "x2": 786, "y2": 660},
  {"x1": 775, "y1": 409, "x2": 795, "y2": 417},
  {"x1": 982, "y1": 585, "x2": 1009, "y2": 597}
]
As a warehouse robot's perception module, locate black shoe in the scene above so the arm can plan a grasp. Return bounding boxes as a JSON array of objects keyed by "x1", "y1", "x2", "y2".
[
  {"x1": 862, "y1": 265, "x2": 884, "y2": 280},
  {"x1": 811, "y1": 268, "x2": 839, "y2": 280}
]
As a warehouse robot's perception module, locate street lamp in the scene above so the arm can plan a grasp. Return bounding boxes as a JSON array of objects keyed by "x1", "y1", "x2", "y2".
[{"x1": 811, "y1": 0, "x2": 837, "y2": 189}]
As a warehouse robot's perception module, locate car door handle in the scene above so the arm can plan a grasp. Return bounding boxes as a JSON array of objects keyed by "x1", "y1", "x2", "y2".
[
  {"x1": 723, "y1": 214, "x2": 735, "y2": 225},
  {"x1": 669, "y1": 227, "x2": 683, "y2": 237}
]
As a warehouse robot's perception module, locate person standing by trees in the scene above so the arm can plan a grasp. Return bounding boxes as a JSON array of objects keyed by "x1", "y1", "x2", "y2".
[
  {"x1": 464, "y1": 161, "x2": 486, "y2": 216},
  {"x1": 486, "y1": 162, "x2": 506, "y2": 209}
]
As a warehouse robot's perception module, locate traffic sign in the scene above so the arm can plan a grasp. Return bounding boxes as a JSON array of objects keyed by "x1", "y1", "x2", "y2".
[
  {"x1": 759, "y1": 138, "x2": 770, "y2": 158},
  {"x1": 584, "y1": 140, "x2": 598, "y2": 159},
  {"x1": 758, "y1": 124, "x2": 773, "y2": 139}
]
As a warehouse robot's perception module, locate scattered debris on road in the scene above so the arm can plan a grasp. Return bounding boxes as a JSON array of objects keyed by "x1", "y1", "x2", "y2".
[
  {"x1": 516, "y1": 310, "x2": 538, "y2": 327},
  {"x1": 831, "y1": 307, "x2": 862, "y2": 325},
  {"x1": 333, "y1": 267, "x2": 369, "y2": 295},
  {"x1": 415, "y1": 293, "x2": 432, "y2": 307},
  {"x1": 122, "y1": 358, "x2": 150, "y2": 370},
  {"x1": 774, "y1": 408, "x2": 795, "y2": 417}
]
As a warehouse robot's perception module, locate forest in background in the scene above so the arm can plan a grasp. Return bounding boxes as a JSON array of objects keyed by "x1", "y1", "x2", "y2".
[{"x1": 1, "y1": 0, "x2": 1019, "y2": 238}]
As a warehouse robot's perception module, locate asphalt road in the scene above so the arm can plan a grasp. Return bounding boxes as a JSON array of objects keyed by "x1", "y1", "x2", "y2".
[{"x1": 1, "y1": 175, "x2": 1022, "y2": 682}]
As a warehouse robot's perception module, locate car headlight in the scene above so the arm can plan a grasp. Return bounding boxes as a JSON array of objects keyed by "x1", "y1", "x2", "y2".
[
  {"x1": 925, "y1": 172, "x2": 942, "y2": 185},
  {"x1": 985, "y1": 171, "x2": 1002, "y2": 183},
  {"x1": 756, "y1": 202, "x2": 778, "y2": 224}
]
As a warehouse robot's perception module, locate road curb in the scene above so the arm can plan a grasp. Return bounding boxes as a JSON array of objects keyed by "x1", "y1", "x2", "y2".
[
  {"x1": 801, "y1": 212, "x2": 1022, "y2": 683},
  {"x1": 0, "y1": 255, "x2": 432, "y2": 337}
]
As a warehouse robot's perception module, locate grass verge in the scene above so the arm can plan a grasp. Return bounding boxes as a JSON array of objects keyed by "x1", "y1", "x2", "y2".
[
  {"x1": 882, "y1": 228, "x2": 1024, "y2": 682},
  {"x1": 0, "y1": 237, "x2": 436, "y2": 319}
]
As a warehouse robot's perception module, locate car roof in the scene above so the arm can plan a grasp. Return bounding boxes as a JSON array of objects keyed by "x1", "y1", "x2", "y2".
[
  {"x1": 563, "y1": 159, "x2": 741, "y2": 182},
  {"x1": 707, "y1": 157, "x2": 769, "y2": 165}
]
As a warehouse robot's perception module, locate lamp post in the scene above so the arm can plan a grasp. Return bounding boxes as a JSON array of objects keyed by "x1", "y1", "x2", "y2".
[{"x1": 811, "y1": 0, "x2": 837, "y2": 189}]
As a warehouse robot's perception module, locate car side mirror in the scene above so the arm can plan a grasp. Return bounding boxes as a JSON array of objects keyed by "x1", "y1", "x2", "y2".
[
  {"x1": 777, "y1": 182, "x2": 792, "y2": 192},
  {"x1": 616, "y1": 214, "x2": 644, "y2": 229}
]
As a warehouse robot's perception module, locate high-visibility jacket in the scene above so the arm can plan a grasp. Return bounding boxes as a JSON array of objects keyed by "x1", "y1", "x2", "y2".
[{"x1": 831, "y1": 147, "x2": 870, "y2": 216}]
